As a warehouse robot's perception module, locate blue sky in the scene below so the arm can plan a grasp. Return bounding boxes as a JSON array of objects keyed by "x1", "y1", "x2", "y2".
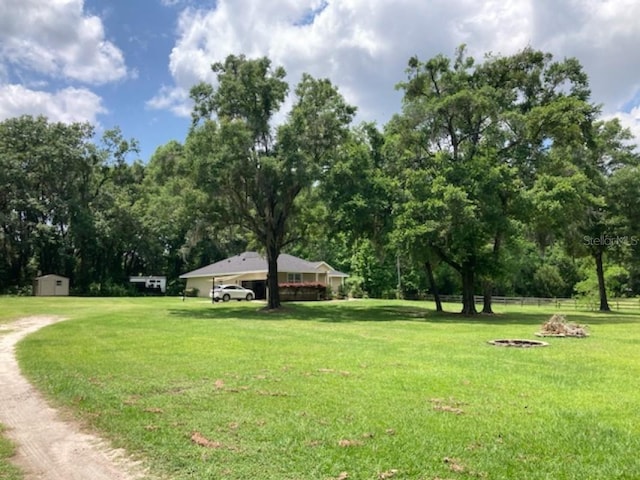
[
  {"x1": 87, "y1": 0, "x2": 190, "y2": 159},
  {"x1": 1, "y1": 0, "x2": 639, "y2": 161}
]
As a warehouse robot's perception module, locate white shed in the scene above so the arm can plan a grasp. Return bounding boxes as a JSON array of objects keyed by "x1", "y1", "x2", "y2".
[{"x1": 33, "y1": 274, "x2": 70, "y2": 296}]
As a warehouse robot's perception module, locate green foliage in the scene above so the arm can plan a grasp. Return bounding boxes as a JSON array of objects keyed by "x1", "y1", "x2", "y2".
[
  {"x1": 335, "y1": 283, "x2": 348, "y2": 300},
  {"x1": 0, "y1": 116, "x2": 141, "y2": 294},
  {"x1": 166, "y1": 279, "x2": 186, "y2": 296},
  {"x1": 86, "y1": 281, "x2": 134, "y2": 297},
  {"x1": 1, "y1": 49, "x2": 639, "y2": 306},
  {"x1": 349, "y1": 239, "x2": 396, "y2": 298},
  {"x1": 576, "y1": 261, "x2": 631, "y2": 299},
  {"x1": 184, "y1": 288, "x2": 200, "y2": 298},
  {"x1": 345, "y1": 275, "x2": 365, "y2": 298},
  {"x1": 0, "y1": 116, "x2": 92, "y2": 289},
  {"x1": 278, "y1": 282, "x2": 328, "y2": 301},
  {"x1": 391, "y1": 45, "x2": 616, "y2": 313},
  {"x1": 189, "y1": 55, "x2": 355, "y2": 309},
  {"x1": 501, "y1": 239, "x2": 580, "y2": 298},
  {"x1": 532, "y1": 264, "x2": 566, "y2": 297},
  {"x1": 322, "y1": 123, "x2": 394, "y2": 247}
]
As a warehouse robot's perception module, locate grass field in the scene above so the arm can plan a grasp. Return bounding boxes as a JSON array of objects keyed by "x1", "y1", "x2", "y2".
[
  {"x1": 0, "y1": 425, "x2": 21, "y2": 480},
  {"x1": 2, "y1": 296, "x2": 640, "y2": 479}
]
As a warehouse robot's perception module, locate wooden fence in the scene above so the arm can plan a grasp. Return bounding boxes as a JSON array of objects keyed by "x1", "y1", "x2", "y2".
[{"x1": 423, "y1": 294, "x2": 640, "y2": 311}]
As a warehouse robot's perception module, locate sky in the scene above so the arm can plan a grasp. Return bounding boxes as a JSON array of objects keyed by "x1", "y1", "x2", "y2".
[{"x1": 1, "y1": 0, "x2": 640, "y2": 161}]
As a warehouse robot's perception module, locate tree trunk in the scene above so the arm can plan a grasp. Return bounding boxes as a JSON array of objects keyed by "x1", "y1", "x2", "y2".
[
  {"x1": 461, "y1": 264, "x2": 477, "y2": 315},
  {"x1": 482, "y1": 280, "x2": 493, "y2": 314},
  {"x1": 424, "y1": 260, "x2": 442, "y2": 312},
  {"x1": 266, "y1": 242, "x2": 281, "y2": 310},
  {"x1": 482, "y1": 230, "x2": 502, "y2": 314},
  {"x1": 594, "y1": 249, "x2": 610, "y2": 312}
]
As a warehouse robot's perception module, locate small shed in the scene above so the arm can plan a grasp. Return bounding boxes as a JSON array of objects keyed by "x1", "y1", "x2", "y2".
[{"x1": 33, "y1": 274, "x2": 70, "y2": 296}]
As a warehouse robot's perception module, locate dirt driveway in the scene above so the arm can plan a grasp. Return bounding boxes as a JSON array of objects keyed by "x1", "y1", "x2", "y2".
[{"x1": 0, "y1": 316, "x2": 150, "y2": 479}]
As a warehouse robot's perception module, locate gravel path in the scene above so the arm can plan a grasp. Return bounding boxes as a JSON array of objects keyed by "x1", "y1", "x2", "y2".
[{"x1": 0, "y1": 316, "x2": 150, "y2": 479}]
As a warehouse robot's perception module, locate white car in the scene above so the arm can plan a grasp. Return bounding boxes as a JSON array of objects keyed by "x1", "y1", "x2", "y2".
[{"x1": 211, "y1": 284, "x2": 255, "y2": 302}]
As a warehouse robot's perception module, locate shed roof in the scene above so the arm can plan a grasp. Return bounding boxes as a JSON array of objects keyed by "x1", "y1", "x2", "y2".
[{"x1": 35, "y1": 274, "x2": 69, "y2": 280}]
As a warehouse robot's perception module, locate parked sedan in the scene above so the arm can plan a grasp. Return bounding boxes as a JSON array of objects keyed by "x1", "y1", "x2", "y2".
[{"x1": 211, "y1": 284, "x2": 255, "y2": 302}]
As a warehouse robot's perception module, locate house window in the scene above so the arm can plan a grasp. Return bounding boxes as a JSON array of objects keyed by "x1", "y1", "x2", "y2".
[
  {"x1": 56, "y1": 280, "x2": 62, "y2": 286},
  {"x1": 287, "y1": 273, "x2": 302, "y2": 283}
]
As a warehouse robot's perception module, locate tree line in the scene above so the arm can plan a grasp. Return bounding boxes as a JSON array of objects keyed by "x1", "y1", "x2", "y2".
[{"x1": 1, "y1": 46, "x2": 638, "y2": 312}]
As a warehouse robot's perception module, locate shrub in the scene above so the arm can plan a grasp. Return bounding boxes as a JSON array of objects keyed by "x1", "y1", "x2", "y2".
[
  {"x1": 86, "y1": 281, "x2": 134, "y2": 297},
  {"x1": 346, "y1": 276, "x2": 364, "y2": 298},
  {"x1": 184, "y1": 288, "x2": 200, "y2": 298},
  {"x1": 6, "y1": 285, "x2": 34, "y2": 296},
  {"x1": 279, "y1": 282, "x2": 328, "y2": 301},
  {"x1": 166, "y1": 280, "x2": 185, "y2": 296}
]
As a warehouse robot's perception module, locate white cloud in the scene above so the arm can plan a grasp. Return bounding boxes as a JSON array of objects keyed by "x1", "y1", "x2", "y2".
[
  {"x1": 148, "y1": 0, "x2": 473, "y2": 120},
  {"x1": 147, "y1": 85, "x2": 192, "y2": 118},
  {"x1": 607, "y1": 107, "x2": 640, "y2": 151},
  {"x1": 149, "y1": 0, "x2": 640, "y2": 146},
  {"x1": 160, "y1": 0, "x2": 187, "y2": 6},
  {"x1": 528, "y1": 0, "x2": 640, "y2": 112},
  {"x1": 0, "y1": 0, "x2": 127, "y2": 84},
  {"x1": 0, "y1": 84, "x2": 106, "y2": 124}
]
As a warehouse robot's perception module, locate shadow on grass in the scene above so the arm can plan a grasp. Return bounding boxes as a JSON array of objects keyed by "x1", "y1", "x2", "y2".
[{"x1": 168, "y1": 300, "x2": 640, "y2": 326}]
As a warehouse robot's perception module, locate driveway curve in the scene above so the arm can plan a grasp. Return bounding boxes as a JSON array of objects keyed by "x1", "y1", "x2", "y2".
[{"x1": 0, "y1": 316, "x2": 150, "y2": 479}]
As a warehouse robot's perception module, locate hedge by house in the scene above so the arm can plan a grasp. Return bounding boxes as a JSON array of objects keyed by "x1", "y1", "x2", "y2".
[{"x1": 279, "y1": 282, "x2": 328, "y2": 301}]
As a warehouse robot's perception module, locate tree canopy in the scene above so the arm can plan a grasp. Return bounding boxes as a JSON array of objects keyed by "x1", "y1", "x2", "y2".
[
  {"x1": 188, "y1": 55, "x2": 355, "y2": 309},
  {"x1": 389, "y1": 46, "x2": 616, "y2": 313},
  {"x1": 1, "y1": 48, "x2": 638, "y2": 313}
]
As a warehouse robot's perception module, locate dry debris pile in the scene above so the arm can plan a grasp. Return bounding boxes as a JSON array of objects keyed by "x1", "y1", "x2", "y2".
[{"x1": 537, "y1": 314, "x2": 588, "y2": 337}]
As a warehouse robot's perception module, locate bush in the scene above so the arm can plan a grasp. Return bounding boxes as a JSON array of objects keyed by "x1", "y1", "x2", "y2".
[
  {"x1": 85, "y1": 282, "x2": 133, "y2": 297},
  {"x1": 279, "y1": 282, "x2": 328, "y2": 301},
  {"x1": 346, "y1": 276, "x2": 365, "y2": 298},
  {"x1": 5, "y1": 285, "x2": 34, "y2": 296},
  {"x1": 184, "y1": 287, "x2": 200, "y2": 298},
  {"x1": 166, "y1": 280, "x2": 185, "y2": 296},
  {"x1": 336, "y1": 283, "x2": 348, "y2": 300}
]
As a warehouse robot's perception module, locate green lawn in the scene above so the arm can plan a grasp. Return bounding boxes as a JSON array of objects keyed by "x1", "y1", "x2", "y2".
[
  {"x1": 3, "y1": 297, "x2": 640, "y2": 479},
  {"x1": 0, "y1": 425, "x2": 21, "y2": 480}
]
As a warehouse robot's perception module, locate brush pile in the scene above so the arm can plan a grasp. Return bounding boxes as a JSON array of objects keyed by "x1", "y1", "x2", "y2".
[{"x1": 537, "y1": 313, "x2": 588, "y2": 337}]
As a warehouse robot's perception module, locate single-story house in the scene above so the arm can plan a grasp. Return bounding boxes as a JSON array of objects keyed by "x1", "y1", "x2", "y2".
[
  {"x1": 179, "y1": 251, "x2": 348, "y2": 299},
  {"x1": 33, "y1": 274, "x2": 70, "y2": 296}
]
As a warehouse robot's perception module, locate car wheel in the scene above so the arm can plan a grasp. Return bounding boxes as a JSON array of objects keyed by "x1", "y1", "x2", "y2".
[
  {"x1": 222, "y1": 294, "x2": 230, "y2": 302},
  {"x1": 246, "y1": 293, "x2": 254, "y2": 301}
]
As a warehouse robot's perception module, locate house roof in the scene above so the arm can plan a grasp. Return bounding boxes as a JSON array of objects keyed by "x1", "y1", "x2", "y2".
[{"x1": 180, "y1": 251, "x2": 348, "y2": 279}]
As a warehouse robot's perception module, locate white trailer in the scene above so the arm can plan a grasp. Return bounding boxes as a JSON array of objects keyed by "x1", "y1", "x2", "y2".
[{"x1": 129, "y1": 276, "x2": 167, "y2": 293}]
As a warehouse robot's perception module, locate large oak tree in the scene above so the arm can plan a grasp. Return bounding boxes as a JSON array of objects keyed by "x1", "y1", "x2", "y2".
[
  {"x1": 189, "y1": 55, "x2": 355, "y2": 309},
  {"x1": 392, "y1": 46, "x2": 594, "y2": 314}
]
